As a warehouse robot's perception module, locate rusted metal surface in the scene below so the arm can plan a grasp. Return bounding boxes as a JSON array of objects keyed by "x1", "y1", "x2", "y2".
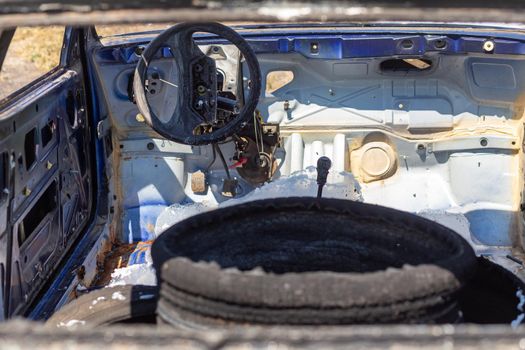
[
  {"x1": 2, "y1": 320, "x2": 525, "y2": 349},
  {"x1": 90, "y1": 242, "x2": 137, "y2": 287},
  {"x1": 1, "y1": 1, "x2": 525, "y2": 28}
]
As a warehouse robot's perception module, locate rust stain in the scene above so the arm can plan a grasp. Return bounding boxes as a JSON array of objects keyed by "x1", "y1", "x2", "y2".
[{"x1": 90, "y1": 242, "x2": 138, "y2": 288}]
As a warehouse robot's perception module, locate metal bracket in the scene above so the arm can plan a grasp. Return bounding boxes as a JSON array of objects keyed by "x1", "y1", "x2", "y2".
[{"x1": 96, "y1": 118, "x2": 110, "y2": 139}]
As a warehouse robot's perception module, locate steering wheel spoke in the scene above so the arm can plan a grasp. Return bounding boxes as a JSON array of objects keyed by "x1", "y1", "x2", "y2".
[{"x1": 133, "y1": 22, "x2": 261, "y2": 145}]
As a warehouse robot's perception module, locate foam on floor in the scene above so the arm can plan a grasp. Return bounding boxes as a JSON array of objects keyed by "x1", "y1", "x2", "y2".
[
  {"x1": 108, "y1": 169, "x2": 476, "y2": 288},
  {"x1": 155, "y1": 167, "x2": 362, "y2": 236}
]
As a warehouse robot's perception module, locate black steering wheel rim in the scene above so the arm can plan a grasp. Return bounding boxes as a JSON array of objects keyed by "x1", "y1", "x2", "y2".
[{"x1": 133, "y1": 22, "x2": 261, "y2": 145}]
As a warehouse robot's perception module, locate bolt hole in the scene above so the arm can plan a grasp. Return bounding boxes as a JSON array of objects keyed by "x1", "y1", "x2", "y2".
[
  {"x1": 434, "y1": 39, "x2": 447, "y2": 49},
  {"x1": 483, "y1": 40, "x2": 495, "y2": 52},
  {"x1": 480, "y1": 138, "x2": 488, "y2": 147},
  {"x1": 401, "y1": 39, "x2": 414, "y2": 49},
  {"x1": 310, "y1": 42, "x2": 319, "y2": 54},
  {"x1": 147, "y1": 142, "x2": 155, "y2": 150},
  {"x1": 135, "y1": 46, "x2": 145, "y2": 55}
]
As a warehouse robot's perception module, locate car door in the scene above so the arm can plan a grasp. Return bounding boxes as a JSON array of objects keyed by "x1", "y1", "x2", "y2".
[{"x1": 0, "y1": 26, "x2": 94, "y2": 318}]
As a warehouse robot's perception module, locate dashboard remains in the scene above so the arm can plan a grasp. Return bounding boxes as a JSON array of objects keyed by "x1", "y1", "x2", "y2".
[{"x1": 91, "y1": 25, "x2": 525, "y2": 260}]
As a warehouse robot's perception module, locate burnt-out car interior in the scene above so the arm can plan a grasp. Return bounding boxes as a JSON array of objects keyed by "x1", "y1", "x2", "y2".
[{"x1": 4, "y1": 0, "x2": 525, "y2": 346}]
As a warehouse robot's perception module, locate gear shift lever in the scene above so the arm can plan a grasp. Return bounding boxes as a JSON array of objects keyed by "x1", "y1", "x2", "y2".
[{"x1": 316, "y1": 156, "x2": 332, "y2": 198}]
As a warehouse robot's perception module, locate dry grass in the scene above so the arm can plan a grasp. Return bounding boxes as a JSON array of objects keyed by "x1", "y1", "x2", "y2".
[
  {"x1": 0, "y1": 26, "x2": 64, "y2": 100},
  {"x1": 10, "y1": 26, "x2": 64, "y2": 72}
]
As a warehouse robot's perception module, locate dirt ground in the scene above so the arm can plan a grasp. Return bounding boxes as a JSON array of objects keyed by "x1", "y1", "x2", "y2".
[{"x1": 0, "y1": 27, "x2": 64, "y2": 101}]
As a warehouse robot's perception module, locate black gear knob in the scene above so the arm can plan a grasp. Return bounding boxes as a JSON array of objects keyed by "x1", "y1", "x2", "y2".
[{"x1": 316, "y1": 156, "x2": 332, "y2": 198}]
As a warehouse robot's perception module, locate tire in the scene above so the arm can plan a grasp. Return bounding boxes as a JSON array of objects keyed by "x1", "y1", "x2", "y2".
[
  {"x1": 152, "y1": 197, "x2": 476, "y2": 326},
  {"x1": 46, "y1": 285, "x2": 157, "y2": 328},
  {"x1": 458, "y1": 257, "x2": 525, "y2": 323}
]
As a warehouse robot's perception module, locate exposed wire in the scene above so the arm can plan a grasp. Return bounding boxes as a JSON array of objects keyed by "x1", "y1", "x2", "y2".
[
  {"x1": 258, "y1": 123, "x2": 264, "y2": 154},
  {"x1": 253, "y1": 113, "x2": 261, "y2": 154},
  {"x1": 159, "y1": 78, "x2": 178, "y2": 88},
  {"x1": 214, "y1": 143, "x2": 231, "y2": 179}
]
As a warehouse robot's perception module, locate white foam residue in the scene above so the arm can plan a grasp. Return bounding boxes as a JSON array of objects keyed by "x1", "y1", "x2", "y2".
[
  {"x1": 517, "y1": 289, "x2": 525, "y2": 311},
  {"x1": 224, "y1": 167, "x2": 361, "y2": 206},
  {"x1": 155, "y1": 202, "x2": 212, "y2": 236},
  {"x1": 155, "y1": 168, "x2": 362, "y2": 236},
  {"x1": 106, "y1": 263, "x2": 156, "y2": 288},
  {"x1": 111, "y1": 291, "x2": 126, "y2": 301},
  {"x1": 512, "y1": 313, "x2": 525, "y2": 329},
  {"x1": 512, "y1": 289, "x2": 525, "y2": 328},
  {"x1": 91, "y1": 296, "x2": 105, "y2": 306},
  {"x1": 57, "y1": 319, "x2": 86, "y2": 328}
]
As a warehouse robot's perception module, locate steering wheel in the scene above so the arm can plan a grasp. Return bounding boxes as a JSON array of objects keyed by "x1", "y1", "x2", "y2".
[{"x1": 133, "y1": 22, "x2": 261, "y2": 145}]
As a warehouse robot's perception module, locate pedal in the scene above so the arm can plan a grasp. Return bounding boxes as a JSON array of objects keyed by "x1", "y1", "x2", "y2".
[{"x1": 222, "y1": 178, "x2": 238, "y2": 197}]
